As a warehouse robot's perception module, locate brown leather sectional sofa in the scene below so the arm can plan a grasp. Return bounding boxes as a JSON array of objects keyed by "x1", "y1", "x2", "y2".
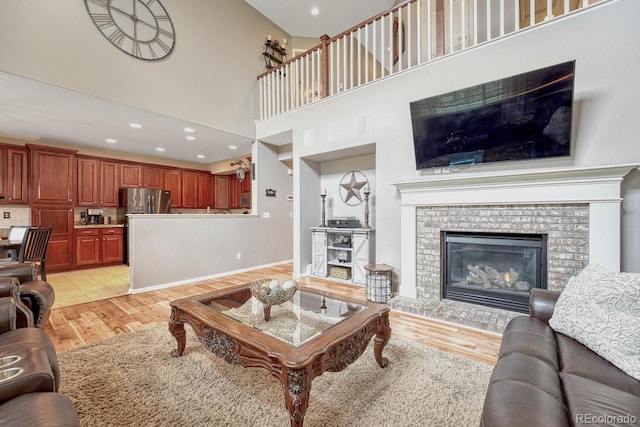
[
  {"x1": 480, "y1": 289, "x2": 640, "y2": 426},
  {"x1": 0, "y1": 264, "x2": 80, "y2": 426}
]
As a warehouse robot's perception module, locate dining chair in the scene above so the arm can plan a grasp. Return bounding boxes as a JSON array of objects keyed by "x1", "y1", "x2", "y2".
[
  {"x1": 0, "y1": 225, "x2": 36, "y2": 262},
  {"x1": 21, "y1": 227, "x2": 53, "y2": 281}
]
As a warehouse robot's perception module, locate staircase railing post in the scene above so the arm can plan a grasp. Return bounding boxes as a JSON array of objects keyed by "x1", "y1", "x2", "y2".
[{"x1": 320, "y1": 34, "x2": 330, "y2": 98}]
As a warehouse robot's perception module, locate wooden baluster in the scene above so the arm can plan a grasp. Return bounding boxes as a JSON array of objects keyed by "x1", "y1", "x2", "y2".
[{"x1": 320, "y1": 34, "x2": 330, "y2": 99}]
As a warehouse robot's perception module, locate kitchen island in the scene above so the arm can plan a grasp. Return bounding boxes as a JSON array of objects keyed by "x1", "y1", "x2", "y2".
[{"x1": 127, "y1": 213, "x2": 292, "y2": 293}]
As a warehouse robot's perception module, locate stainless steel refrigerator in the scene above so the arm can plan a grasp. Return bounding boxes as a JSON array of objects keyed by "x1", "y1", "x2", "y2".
[{"x1": 119, "y1": 188, "x2": 171, "y2": 214}]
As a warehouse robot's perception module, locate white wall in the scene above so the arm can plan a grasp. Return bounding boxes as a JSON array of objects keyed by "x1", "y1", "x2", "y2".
[
  {"x1": 321, "y1": 154, "x2": 376, "y2": 226},
  {"x1": 128, "y1": 214, "x2": 290, "y2": 291},
  {"x1": 257, "y1": 0, "x2": 640, "y2": 277},
  {"x1": 254, "y1": 141, "x2": 294, "y2": 241},
  {"x1": 0, "y1": 0, "x2": 290, "y2": 139}
]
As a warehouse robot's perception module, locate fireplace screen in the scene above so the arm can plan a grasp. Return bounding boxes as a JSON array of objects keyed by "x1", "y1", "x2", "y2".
[{"x1": 442, "y1": 232, "x2": 547, "y2": 313}]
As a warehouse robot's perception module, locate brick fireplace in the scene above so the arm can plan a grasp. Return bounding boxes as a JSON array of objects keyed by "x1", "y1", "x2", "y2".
[{"x1": 390, "y1": 165, "x2": 635, "y2": 332}]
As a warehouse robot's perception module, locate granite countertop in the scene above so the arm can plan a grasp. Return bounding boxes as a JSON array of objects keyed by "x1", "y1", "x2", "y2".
[{"x1": 74, "y1": 223, "x2": 125, "y2": 229}]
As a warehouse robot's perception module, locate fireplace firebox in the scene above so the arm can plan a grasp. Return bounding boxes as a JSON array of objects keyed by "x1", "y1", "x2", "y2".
[{"x1": 442, "y1": 231, "x2": 547, "y2": 313}]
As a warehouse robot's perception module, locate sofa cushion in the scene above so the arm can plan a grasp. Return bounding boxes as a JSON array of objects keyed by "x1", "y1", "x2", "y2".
[
  {"x1": 0, "y1": 392, "x2": 80, "y2": 426},
  {"x1": 0, "y1": 327, "x2": 60, "y2": 391},
  {"x1": 561, "y1": 373, "x2": 640, "y2": 426},
  {"x1": 549, "y1": 264, "x2": 640, "y2": 381},
  {"x1": 556, "y1": 333, "x2": 640, "y2": 397},
  {"x1": 498, "y1": 316, "x2": 559, "y2": 370},
  {"x1": 481, "y1": 355, "x2": 570, "y2": 427}
]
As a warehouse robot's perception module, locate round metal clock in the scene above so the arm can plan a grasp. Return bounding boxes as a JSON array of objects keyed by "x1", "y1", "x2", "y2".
[{"x1": 84, "y1": 0, "x2": 175, "y2": 61}]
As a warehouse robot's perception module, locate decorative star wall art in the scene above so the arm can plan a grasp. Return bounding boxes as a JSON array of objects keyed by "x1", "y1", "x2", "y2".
[{"x1": 339, "y1": 170, "x2": 369, "y2": 206}]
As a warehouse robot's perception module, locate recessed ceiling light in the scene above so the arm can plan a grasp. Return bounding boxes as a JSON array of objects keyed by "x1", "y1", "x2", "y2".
[
  {"x1": 156, "y1": 147, "x2": 165, "y2": 152},
  {"x1": 106, "y1": 138, "x2": 117, "y2": 143},
  {"x1": 184, "y1": 127, "x2": 195, "y2": 133},
  {"x1": 311, "y1": 7, "x2": 319, "y2": 15},
  {"x1": 186, "y1": 135, "x2": 196, "y2": 141},
  {"x1": 129, "y1": 123, "x2": 142, "y2": 129},
  {"x1": 197, "y1": 154, "x2": 205, "y2": 159},
  {"x1": 229, "y1": 145, "x2": 238, "y2": 150}
]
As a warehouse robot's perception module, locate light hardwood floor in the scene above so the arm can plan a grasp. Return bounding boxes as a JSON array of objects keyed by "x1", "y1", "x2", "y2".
[{"x1": 44, "y1": 263, "x2": 502, "y2": 364}]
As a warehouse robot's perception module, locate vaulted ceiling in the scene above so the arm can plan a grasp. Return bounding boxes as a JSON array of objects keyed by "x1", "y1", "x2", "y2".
[{"x1": 0, "y1": 1, "x2": 395, "y2": 165}]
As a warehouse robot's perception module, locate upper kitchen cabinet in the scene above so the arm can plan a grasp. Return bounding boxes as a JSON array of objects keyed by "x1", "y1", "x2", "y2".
[
  {"x1": 181, "y1": 171, "x2": 198, "y2": 208},
  {"x1": 77, "y1": 156, "x2": 119, "y2": 207},
  {"x1": 3, "y1": 146, "x2": 28, "y2": 205},
  {"x1": 214, "y1": 175, "x2": 229, "y2": 209},
  {"x1": 164, "y1": 169, "x2": 182, "y2": 208},
  {"x1": 228, "y1": 174, "x2": 251, "y2": 210},
  {"x1": 27, "y1": 144, "x2": 76, "y2": 205},
  {"x1": 164, "y1": 169, "x2": 210, "y2": 208},
  {"x1": 120, "y1": 163, "x2": 143, "y2": 188},
  {"x1": 197, "y1": 172, "x2": 213, "y2": 209},
  {"x1": 120, "y1": 163, "x2": 164, "y2": 189},
  {"x1": 143, "y1": 166, "x2": 164, "y2": 189}
]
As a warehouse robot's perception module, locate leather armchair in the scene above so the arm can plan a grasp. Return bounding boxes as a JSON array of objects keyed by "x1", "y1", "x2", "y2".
[
  {"x1": 0, "y1": 263, "x2": 54, "y2": 328},
  {"x1": 0, "y1": 297, "x2": 17, "y2": 334},
  {"x1": 0, "y1": 295, "x2": 80, "y2": 425},
  {"x1": 0, "y1": 284, "x2": 34, "y2": 332}
]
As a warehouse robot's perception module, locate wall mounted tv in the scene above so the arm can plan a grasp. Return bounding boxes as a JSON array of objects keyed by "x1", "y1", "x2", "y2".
[{"x1": 410, "y1": 61, "x2": 575, "y2": 170}]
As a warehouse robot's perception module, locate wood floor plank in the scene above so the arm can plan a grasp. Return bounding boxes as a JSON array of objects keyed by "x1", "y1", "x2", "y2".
[{"x1": 44, "y1": 263, "x2": 501, "y2": 364}]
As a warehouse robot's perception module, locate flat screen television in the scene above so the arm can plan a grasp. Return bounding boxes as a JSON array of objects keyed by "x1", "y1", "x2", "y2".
[{"x1": 410, "y1": 61, "x2": 575, "y2": 170}]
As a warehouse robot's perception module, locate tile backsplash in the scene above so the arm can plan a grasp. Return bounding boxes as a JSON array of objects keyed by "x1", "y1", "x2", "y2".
[{"x1": 0, "y1": 206, "x2": 31, "y2": 229}]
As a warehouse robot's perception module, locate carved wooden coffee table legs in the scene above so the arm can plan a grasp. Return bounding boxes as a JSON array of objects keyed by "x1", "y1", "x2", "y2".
[
  {"x1": 275, "y1": 365, "x2": 313, "y2": 427},
  {"x1": 374, "y1": 312, "x2": 392, "y2": 368},
  {"x1": 168, "y1": 307, "x2": 186, "y2": 357}
]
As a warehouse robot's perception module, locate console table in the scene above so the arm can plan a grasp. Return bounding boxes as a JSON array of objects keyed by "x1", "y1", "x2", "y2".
[{"x1": 311, "y1": 227, "x2": 374, "y2": 285}]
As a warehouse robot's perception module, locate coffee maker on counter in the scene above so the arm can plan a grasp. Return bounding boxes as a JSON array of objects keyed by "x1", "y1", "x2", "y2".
[{"x1": 86, "y1": 208, "x2": 104, "y2": 224}]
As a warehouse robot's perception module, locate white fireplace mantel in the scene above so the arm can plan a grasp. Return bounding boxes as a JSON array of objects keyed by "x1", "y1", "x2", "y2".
[{"x1": 392, "y1": 164, "x2": 639, "y2": 298}]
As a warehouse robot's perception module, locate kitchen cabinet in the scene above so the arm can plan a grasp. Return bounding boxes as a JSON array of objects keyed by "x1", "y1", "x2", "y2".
[
  {"x1": 228, "y1": 175, "x2": 251, "y2": 209},
  {"x1": 120, "y1": 163, "x2": 143, "y2": 188},
  {"x1": 143, "y1": 166, "x2": 164, "y2": 189},
  {"x1": 28, "y1": 144, "x2": 76, "y2": 272},
  {"x1": 164, "y1": 169, "x2": 182, "y2": 208},
  {"x1": 77, "y1": 157, "x2": 119, "y2": 207},
  {"x1": 214, "y1": 175, "x2": 229, "y2": 209},
  {"x1": 75, "y1": 228, "x2": 101, "y2": 266},
  {"x1": 32, "y1": 205, "x2": 75, "y2": 271},
  {"x1": 164, "y1": 169, "x2": 208, "y2": 209},
  {"x1": 228, "y1": 175, "x2": 241, "y2": 209},
  {"x1": 75, "y1": 227, "x2": 124, "y2": 266},
  {"x1": 28, "y1": 145, "x2": 76, "y2": 205},
  {"x1": 101, "y1": 227, "x2": 124, "y2": 263},
  {"x1": 214, "y1": 174, "x2": 250, "y2": 210},
  {"x1": 77, "y1": 157, "x2": 98, "y2": 206},
  {"x1": 181, "y1": 171, "x2": 198, "y2": 208},
  {"x1": 197, "y1": 173, "x2": 213, "y2": 209},
  {"x1": 120, "y1": 163, "x2": 164, "y2": 189},
  {"x1": 100, "y1": 160, "x2": 119, "y2": 206},
  {"x1": 4, "y1": 147, "x2": 28, "y2": 204}
]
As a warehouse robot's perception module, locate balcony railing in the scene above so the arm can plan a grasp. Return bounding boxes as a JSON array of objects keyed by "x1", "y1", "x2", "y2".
[{"x1": 257, "y1": 0, "x2": 603, "y2": 121}]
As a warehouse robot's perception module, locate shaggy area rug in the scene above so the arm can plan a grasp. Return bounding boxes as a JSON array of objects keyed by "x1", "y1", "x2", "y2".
[{"x1": 58, "y1": 323, "x2": 492, "y2": 426}]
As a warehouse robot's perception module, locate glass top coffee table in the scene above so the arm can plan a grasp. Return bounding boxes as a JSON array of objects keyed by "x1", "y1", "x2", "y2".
[{"x1": 169, "y1": 283, "x2": 391, "y2": 427}]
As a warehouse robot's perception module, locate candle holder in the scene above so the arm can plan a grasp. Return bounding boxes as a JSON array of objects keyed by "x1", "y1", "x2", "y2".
[
  {"x1": 320, "y1": 194, "x2": 327, "y2": 227},
  {"x1": 362, "y1": 188, "x2": 371, "y2": 229}
]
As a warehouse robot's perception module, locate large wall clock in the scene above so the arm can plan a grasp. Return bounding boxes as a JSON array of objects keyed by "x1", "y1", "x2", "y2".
[{"x1": 84, "y1": 0, "x2": 175, "y2": 61}]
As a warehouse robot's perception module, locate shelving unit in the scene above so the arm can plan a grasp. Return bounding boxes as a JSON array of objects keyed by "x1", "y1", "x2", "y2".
[
  {"x1": 262, "y1": 40, "x2": 287, "y2": 70},
  {"x1": 311, "y1": 227, "x2": 374, "y2": 285}
]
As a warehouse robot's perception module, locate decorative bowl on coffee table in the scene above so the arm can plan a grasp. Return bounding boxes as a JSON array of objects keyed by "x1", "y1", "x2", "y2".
[{"x1": 248, "y1": 278, "x2": 299, "y2": 320}]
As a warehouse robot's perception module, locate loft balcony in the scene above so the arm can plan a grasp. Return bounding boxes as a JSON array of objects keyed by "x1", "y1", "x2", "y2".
[{"x1": 257, "y1": 0, "x2": 604, "y2": 121}]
